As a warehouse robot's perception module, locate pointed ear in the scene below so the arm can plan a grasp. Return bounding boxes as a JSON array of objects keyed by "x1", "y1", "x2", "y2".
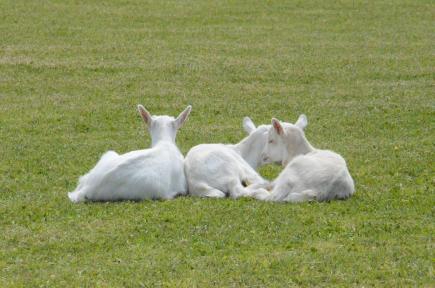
[
  {"x1": 243, "y1": 117, "x2": 256, "y2": 134},
  {"x1": 295, "y1": 114, "x2": 308, "y2": 130},
  {"x1": 175, "y1": 105, "x2": 192, "y2": 129},
  {"x1": 271, "y1": 118, "x2": 284, "y2": 135},
  {"x1": 138, "y1": 105, "x2": 152, "y2": 125}
]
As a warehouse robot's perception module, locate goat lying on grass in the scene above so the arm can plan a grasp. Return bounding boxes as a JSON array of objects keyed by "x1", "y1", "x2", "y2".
[
  {"x1": 184, "y1": 117, "x2": 270, "y2": 198},
  {"x1": 68, "y1": 105, "x2": 191, "y2": 202},
  {"x1": 246, "y1": 114, "x2": 355, "y2": 202}
]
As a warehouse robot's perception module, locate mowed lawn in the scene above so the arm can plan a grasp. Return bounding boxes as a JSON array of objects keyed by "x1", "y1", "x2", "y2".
[{"x1": 0, "y1": 0, "x2": 433, "y2": 286}]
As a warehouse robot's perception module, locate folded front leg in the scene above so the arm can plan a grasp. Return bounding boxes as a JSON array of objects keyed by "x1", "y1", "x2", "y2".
[{"x1": 243, "y1": 186, "x2": 271, "y2": 201}]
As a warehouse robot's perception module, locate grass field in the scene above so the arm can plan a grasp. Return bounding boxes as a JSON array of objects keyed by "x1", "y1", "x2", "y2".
[{"x1": 0, "y1": 0, "x2": 433, "y2": 286}]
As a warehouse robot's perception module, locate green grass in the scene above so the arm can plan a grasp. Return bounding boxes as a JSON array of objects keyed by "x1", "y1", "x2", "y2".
[{"x1": 0, "y1": 0, "x2": 433, "y2": 286}]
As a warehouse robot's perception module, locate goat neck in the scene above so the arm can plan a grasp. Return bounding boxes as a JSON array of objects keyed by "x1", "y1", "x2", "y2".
[
  {"x1": 282, "y1": 131, "x2": 315, "y2": 166},
  {"x1": 232, "y1": 134, "x2": 262, "y2": 170}
]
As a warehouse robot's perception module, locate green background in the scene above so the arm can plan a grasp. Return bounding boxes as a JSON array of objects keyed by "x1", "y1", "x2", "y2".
[{"x1": 0, "y1": 0, "x2": 433, "y2": 286}]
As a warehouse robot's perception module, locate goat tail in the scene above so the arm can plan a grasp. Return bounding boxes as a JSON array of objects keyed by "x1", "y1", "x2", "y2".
[
  {"x1": 67, "y1": 150, "x2": 119, "y2": 203},
  {"x1": 68, "y1": 188, "x2": 87, "y2": 203}
]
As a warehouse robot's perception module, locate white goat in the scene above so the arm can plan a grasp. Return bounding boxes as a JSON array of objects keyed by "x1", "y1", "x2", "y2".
[
  {"x1": 68, "y1": 105, "x2": 192, "y2": 202},
  {"x1": 247, "y1": 115, "x2": 355, "y2": 202},
  {"x1": 184, "y1": 117, "x2": 270, "y2": 198}
]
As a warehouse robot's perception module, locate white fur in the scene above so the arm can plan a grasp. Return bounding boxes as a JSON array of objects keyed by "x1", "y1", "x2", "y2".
[
  {"x1": 247, "y1": 115, "x2": 355, "y2": 202},
  {"x1": 68, "y1": 105, "x2": 192, "y2": 203},
  {"x1": 184, "y1": 117, "x2": 270, "y2": 198}
]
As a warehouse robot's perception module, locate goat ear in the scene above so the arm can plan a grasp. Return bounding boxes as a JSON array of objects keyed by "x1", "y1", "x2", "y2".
[
  {"x1": 271, "y1": 118, "x2": 284, "y2": 135},
  {"x1": 138, "y1": 105, "x2": 152, "y2": 125},
  {"x1": 175, "y1": 105, "x2": 192, "y2": 129},
  {"x1": 243, "y1": 117, "x2": 256, "y2": 134},
  {"x1": 295, "y1": 114, "x2": 308, "y2": 130}
]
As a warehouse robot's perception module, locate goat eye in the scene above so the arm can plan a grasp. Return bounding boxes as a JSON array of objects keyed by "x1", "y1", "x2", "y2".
[{"x1": 268, "y1": 140, "x2": 274, "y2": 144}]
